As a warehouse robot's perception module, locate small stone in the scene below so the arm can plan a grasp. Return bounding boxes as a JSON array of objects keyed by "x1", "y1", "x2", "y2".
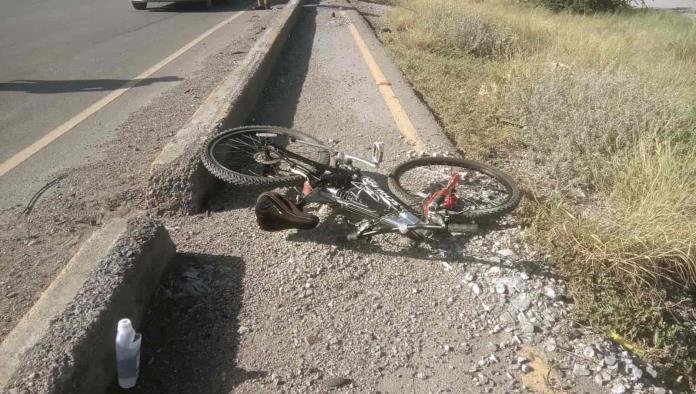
[
  {"x1": 544, "y1": 286, "x2": 557, "y2": 299},
  {"x1": 416, "y1": 372, "x2": 427, "y2": 380},
  {"x1": 512, "y1": 294, "x2": 531, "y2": 312},
  {"x1": 477, "y1": 373, "x2": 489, "y2": 385},
  {"x1": 645, "y1": 364, "x2": 658, "y2": 379},
  {"x1": 323, "y1": 376, "x2": 351, "y2": 388},
  {"x1": 444, "y1": 345, "x2": 452, "y2": 352},
  {"x1": 611, "y1": 383, "x2": 627, "y2": 394},
  {"x1": 471, "y1": 283, "x2": 481, "y2": 296},
  {"x1": 305, "y1": 335, "x2": 320, "y2": 345},
  {"x1": 583, "y1": 346, "x2": 596, "y2": 359},
  {"x1": 520, "y1": 272, "x2": 530, "y2": 280},
  {"x1": 573, "y1": 364, "x2": 591, "y2": 377},
  {"x1": 497, "y1": 249, "x2": 514, "y2": 257},
  {"x1": 271, "y1": 373, "x2": 284, "y2": 385},
  {"x1": 489, "y1": 354, "x2": 499, "y2": 363},
  {"x1": 487, "y1": 342, "x2": 498, "y2": 352},
  {"x1": 486, "y1": 256, "x2": 502, "y2": 264},
  {"x1": 594, "y1": 371, "x2": 611, "y2": 385},
  {"x1": 495, "y1": 283, "x2": 507, "y2": 295},
  {"x1": 654, "y1": 388, "x2": 666, "y2": 394},
  {"x1": 463, "y1": 272, "x2": 475, "y2": 282},
  {"x1": 630, "y1": 366, "x2": 643, "y2": 380},
  {"x1": 238, "y1": 326, "x2": 250, "y2": 335},
  {"x1": 488, "y1": 266, "x2": 502, "y2": 275},
  {"x1": 604, "y1": 355, "x2": 617, "y2": 366},
  {"x1": 521, "y1": 322, "x2": 536, "y2": 334},
  {"x1": 520, "y1": 364, "x2": 532, "y2": 373},
  {"x1": 548, "y1": 368, "x2": 564, "y2": 386}
]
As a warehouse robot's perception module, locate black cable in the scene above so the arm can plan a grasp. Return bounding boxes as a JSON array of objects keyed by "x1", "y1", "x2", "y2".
[{"x1": 22, "y1": 174, "x2": 67, "y2": 216}]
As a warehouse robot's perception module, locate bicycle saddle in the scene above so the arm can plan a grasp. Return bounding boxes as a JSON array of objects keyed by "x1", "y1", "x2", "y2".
[{"x1": 255, "y1": 191, "x2": 319, "y2": 231}]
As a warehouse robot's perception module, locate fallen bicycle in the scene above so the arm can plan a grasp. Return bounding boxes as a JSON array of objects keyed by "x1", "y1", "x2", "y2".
[{"x1": 202, "y1": 126, "x2": 521, "y2": 242}]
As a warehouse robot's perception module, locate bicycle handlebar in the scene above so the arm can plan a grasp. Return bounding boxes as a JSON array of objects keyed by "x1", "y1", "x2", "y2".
[{"x1": 339, "y1": 153, "x2": 378, "y2": 168}]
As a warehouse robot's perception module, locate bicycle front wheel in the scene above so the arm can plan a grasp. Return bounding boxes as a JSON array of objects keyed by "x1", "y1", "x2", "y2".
[
  {"x1": 387, "y1": 156, "x2": 521, "y2": 222},
  {"x1": 202, "y1": 125, "x2": 330, "y2": 187}
]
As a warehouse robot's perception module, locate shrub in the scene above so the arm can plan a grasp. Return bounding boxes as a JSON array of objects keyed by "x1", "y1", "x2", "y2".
[
  {"x1": 582, "y1": 139, "x2": 696, "y2": 286},
  {"x1": 397, "y1": 0, "x2": 520, "y2": 59}
]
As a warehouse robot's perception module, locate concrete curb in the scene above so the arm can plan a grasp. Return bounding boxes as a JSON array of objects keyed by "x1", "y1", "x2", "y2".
[
  {"x1": 148, "y1": 0, "x2": 306, "y2": 215},
  {"x1": 0, "y1": 216, "x2": 176, "y2": 394}
]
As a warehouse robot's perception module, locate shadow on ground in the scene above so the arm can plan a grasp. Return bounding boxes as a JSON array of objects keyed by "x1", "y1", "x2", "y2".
[
  {"x1": 0, "y1": 77, "x2": 181, "y2": 94},
  {"x1": 247, "y1": 1, "x2": 317, "y2": 127},
  {"x1": 143, "y1": 0, "x2": 256, "y2": 13},
  {"x1": 106, "y1": 253, "x2": 257, "y2": 394}
]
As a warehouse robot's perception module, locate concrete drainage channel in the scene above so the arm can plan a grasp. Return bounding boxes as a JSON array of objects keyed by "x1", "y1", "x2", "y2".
[
  {"x1": 0, "y1": 0, "x2": 304, "y2": 392},
  {"x1": 148, "y1": 0, "x2": 306, "y2": 215}
]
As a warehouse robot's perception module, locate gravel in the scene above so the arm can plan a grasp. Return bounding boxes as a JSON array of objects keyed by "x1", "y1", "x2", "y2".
[{"x1": 123, "y1": 181, "x2": 672, "y2": 393}]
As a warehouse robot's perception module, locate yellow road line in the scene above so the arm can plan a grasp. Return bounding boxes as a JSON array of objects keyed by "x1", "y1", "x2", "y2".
[
  {"x1": 340, "y1": 10, "x2": 426, "y2": 152},
  {"x1": 0, "y1": 8, "x2": 249, "y2": 178}
]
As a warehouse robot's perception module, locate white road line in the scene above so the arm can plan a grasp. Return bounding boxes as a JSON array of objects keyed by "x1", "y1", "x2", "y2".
[{"x1": 0, "y1": 8, "x2": 249, "y2": 178}]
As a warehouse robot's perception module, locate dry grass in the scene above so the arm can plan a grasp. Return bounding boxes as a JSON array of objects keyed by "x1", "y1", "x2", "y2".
[
  {"x1": 378, "y1": 0, "x2": 696, "y2": 382},
  {"x1": 504, "y1": 67, "x2": 677, "y2": 192},
  {"x1": 570, "y1": 139, "x2": 696, "y2": 284}
]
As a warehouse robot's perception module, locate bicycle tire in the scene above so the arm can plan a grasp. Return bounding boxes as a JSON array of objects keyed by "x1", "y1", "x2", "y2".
[
  {"x1": 388, "y1": 156, "x2": 521, "y2": 222},
  {"x1": 201, "y1": 125, "x2": 330, "y2": 187}
]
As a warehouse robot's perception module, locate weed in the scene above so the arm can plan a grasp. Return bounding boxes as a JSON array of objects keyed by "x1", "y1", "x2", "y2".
[{"x1": 378, "y1": 0, "x2": 696, "y2": 384}]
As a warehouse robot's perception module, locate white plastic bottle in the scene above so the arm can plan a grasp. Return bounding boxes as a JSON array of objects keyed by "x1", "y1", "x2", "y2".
[{"x1": 115, "y1": 318, "x2": 142, "y2": 389}]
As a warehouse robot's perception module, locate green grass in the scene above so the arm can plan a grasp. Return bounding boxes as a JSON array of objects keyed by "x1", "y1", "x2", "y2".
[{"x1": 376, "y1": 0, "x2": 696, "y2": 386}]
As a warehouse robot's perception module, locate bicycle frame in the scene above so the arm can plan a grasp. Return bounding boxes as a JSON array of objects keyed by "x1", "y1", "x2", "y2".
[{"x1": 267, "y1": 142, "x2": 476, "y2": 240}]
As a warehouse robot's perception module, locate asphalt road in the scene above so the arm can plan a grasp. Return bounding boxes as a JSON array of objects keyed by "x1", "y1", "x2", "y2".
[
  {"x1": 645, "y1": 0, "x2": 696, "y2": 9},
  {"x1": 0, "y1": 0, "x2": 257, "y2": 209}
]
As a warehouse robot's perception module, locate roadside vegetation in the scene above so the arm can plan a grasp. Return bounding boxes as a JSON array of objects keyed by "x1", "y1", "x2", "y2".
[{"x1": 374, "y1": 0, "x2": 696, "y2": 386}]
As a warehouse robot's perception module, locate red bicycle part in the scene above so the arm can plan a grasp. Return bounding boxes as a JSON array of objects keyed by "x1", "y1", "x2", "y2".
[
  {"x1": 422, "y1": 173, "x2": 461, "y2": 216},
  {"x1": 302, "y1": 181, "x2": 313, "y2": 196}
]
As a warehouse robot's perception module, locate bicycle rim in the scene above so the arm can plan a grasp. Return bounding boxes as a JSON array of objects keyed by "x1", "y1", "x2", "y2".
[
  {"x1": 388, "y1": 157, "x2": 521, "y2": 222},
  {"x1": 202, "y1": 125, "x2": 330, "y2": 187}
]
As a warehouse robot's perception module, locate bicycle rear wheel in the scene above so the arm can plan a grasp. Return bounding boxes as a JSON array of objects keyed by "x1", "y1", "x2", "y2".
[
  {"x1": 388, "y1": 156, "x2": 521, "y2": 222},
  {"x1": 202, "y1": 125, "x2": 330, "y2": 187}
]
